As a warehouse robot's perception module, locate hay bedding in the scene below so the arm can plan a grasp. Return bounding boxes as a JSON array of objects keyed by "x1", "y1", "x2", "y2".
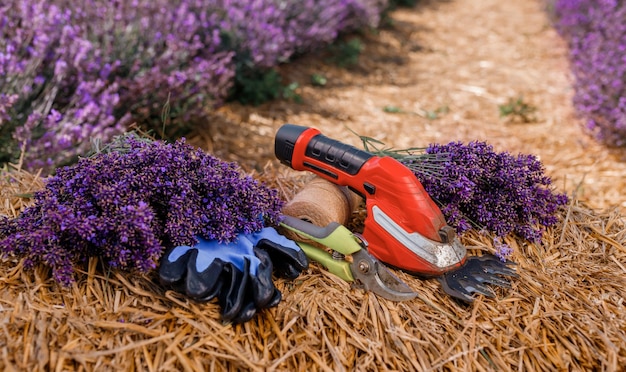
[
  {"x1": 1, "y1": 163, "x2": 625, "y2": 371},
  {"x1": 2, "y1": 0, "x2": 626, "y2": 371}
]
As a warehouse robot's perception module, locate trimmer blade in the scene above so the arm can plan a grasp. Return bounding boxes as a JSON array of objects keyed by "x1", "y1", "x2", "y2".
[{"x1": 437, "y1": 254, "x2": 518, "y2": 302}]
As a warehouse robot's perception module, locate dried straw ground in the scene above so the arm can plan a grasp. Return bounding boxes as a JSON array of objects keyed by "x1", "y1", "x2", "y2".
[{"x1": 1, "y1": 0, "x2": 625, "y2": 371}]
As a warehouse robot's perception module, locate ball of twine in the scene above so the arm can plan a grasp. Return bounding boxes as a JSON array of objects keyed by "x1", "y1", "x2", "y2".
[{"x1": 281, "y1": 177, "x2": 362, "y2": 243}]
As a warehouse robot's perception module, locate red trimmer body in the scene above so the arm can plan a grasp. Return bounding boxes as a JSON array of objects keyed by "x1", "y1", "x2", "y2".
[{"x1": 275, "y1": 124, "x2": 467, "y2": 276}]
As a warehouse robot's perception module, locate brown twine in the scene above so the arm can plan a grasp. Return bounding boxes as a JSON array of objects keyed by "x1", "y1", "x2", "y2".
[{"x1": 280, "y1": 177, "x2": 362, "y2": 243}]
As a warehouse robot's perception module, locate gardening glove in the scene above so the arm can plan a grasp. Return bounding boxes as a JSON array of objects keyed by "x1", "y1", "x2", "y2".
[{"x1": 159, "y1": 227, "x2": 308, "y2": 324}]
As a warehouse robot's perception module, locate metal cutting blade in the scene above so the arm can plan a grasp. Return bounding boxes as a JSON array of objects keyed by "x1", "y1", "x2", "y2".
[
  {"x1": 437, "y1": 254, "x2": 518, "y2": 302},
  {"x1": 350, "y1": 250, "x2": 417, "y2": 301}
]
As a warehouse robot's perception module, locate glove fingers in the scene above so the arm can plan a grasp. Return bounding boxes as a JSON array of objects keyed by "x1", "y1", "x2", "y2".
[
  {"x1": 161, "y1": 231, "x2": 302, "y2": 324},
  {"x1": 185, "y1": 253, "x2": 224, "y2": 300},
  {"x1": 218, "y1": 260, "x2": 250, "y2": 321},
  {"x1": 278, "y1": 264, "x2": 303, "y2": 280},
  {"x1": 257, "y1": 239, "x2": 309, "y2": 279},
  {"x1": 221, "y1": 251, "x2": 282, "y2": 323},
  {"x1": 159, "y1": 246, "x2": 193, "y2": 285},
  {"x1": 231, "y1": 301, "x2": 258, "y2": 324},
  {"x1": 232, "y1": 288, "x2": 281, "y2": 324},
  {"x1": 252, "y1": 248, "x2": 281, "y2": 308},
  {"x1": 267, "y1": 288, "x2": 282, "y2": 308}
]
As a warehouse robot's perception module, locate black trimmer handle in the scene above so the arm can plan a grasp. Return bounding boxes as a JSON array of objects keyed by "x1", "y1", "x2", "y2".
[{"x1": 274, "y1": 124, "x2": 373, "y2": 177}]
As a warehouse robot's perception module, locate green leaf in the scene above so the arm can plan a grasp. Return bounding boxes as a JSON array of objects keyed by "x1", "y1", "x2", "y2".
[
  {"x1": 383, "y1": 105, "x2": 403, "y2": 113},
  {"x1": 311, "y1": 73, "x2": 327, "y2": 86}
]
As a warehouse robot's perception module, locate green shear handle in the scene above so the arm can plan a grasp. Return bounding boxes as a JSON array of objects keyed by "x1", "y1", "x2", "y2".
[{"x1": 279, "y1": 215, "x2": 360, "y2": 281}]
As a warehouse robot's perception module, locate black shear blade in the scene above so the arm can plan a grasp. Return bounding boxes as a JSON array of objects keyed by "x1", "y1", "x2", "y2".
[{"x1": 438, "y1": 254, "x2": 517, "y2": 303}]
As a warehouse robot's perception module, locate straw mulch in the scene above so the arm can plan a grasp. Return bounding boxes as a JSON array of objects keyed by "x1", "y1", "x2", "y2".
[{"x1": 1, "y1": 162, "x2": 625, "y2": 371}]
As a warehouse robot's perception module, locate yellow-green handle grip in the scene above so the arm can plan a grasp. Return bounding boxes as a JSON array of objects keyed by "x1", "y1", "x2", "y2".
[{"x1": 280, "y1": 215, "x2": 362, "y2": 282}]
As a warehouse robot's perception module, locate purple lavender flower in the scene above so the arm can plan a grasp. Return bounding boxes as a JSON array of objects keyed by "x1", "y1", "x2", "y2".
[
  {"x1": 218, "y1": 0, "x2": 387, "y2": 67},
  {"x1": 0, "y1": 135, "x2": 284, "y2": 285},
  {"x1": 0, "y1": 94, "x2": 17, "y2": 124},
  {"x1": 493, "y1": 237, "x2": 513, "y2": 261},
  {"x1": 406, "y1": 141, "x2": 568, "y2": 250},
  {"x1": 1, "y1": 0, "x2": 235, "y2": 172},
  {"x1": 553, "y1": 0, "x2": 626, "y2": 147}
]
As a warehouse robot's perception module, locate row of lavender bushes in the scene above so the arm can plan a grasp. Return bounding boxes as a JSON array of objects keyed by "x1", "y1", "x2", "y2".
[
  {"x1": 551, "y1": 0, "x2": 626, "y2": 147},
  {"x1": 0, "y1": 0, "x2": 389, "y2": 173}
]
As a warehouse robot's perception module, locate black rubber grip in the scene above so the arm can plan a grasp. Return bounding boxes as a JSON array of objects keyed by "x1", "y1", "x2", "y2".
[
  {"x1": 274, "y1": 124, "x2": 307, "y2": 167},
  {"x1": 281, "y1": 215, "x2": 341, "y2": 240},
  {"x1": 303, "y1": 132, "x2": 373, "y2": 176},
  {"x1": 275, "y1": 124, "x2": 374, "y2": 175}
]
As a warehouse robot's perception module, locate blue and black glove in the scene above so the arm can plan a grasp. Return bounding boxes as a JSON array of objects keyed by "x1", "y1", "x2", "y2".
[{"x1": 159, "y1": 227, "x2": 308, "y2": 324}]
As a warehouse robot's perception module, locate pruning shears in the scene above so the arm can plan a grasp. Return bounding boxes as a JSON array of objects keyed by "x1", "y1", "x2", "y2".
[{"x1": 280, "y1": 215, "x2": 417, "y2": 301}]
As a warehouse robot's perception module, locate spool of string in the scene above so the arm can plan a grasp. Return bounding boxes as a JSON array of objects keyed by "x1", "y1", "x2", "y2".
[{"x1": 281, "y1": 177, "x2": 362, "y2": 244}]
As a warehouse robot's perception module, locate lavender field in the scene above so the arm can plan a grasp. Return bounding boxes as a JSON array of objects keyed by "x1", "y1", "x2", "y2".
[{"x1": 0, "y1": 0, "x2": 387, "y2": 172}]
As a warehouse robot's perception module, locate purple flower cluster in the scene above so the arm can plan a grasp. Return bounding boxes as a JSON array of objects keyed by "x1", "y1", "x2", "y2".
[
  {"x1": 0, "y1": 135, "x2": 283, "y2": 285},
  {"x1": 219, "y1": 0, "x2": 386, "y2": 67},
  {"x1": 552, "y1": 0, "x2": 626, "y2": 147},
  {"x1": 407, "y1": 141, "x2": 568, "y2": 256},
  {"x1": 1, "y1": 1, "x2": 235, "y2": 172},
  {"x1": 1, "y1": 0, "x2": 389, "y2": 172},
  {"x1": 211, "y1": 0, "x2": 385, "y2": 68}
]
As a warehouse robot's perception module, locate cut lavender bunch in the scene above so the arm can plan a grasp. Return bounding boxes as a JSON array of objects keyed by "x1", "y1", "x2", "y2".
[
  {"x1": 0, "y1": 134, "x2": 283, "y2": 285},
  {"x1": 414, "y1": 142, "x2": 568, "y2": 253},
  {"x1": 359, "y1": 136, "x2": 568, "y2": 259}
]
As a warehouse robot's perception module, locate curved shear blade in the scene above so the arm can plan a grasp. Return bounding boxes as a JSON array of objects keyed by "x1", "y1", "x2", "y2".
[
  {"x1": 351, "y1": 250, "x2": 417, "y2": 301},
  {"x1": 438, "y1": 254, "x2": 518, "y2": 303}
]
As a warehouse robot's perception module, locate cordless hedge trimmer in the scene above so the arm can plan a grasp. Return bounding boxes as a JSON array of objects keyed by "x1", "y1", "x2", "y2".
[{"x1": 274, "y1": 124, "x2": 517, "y2": 302}]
